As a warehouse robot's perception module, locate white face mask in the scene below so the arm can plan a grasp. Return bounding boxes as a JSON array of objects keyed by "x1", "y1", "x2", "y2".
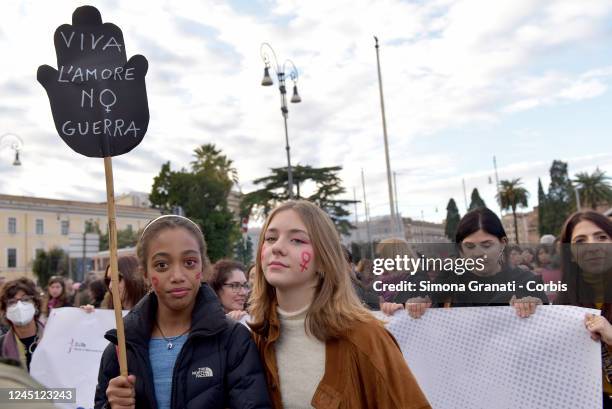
[{"x1": 6, "y1": 301, "x2": 36, "y2": 327}]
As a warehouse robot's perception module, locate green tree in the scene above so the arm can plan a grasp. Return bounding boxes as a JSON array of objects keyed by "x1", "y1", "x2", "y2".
[
  {"x1": 468, "y1": 188, "x2": 487, "y2": 211},
  {"x1": 444, "y1": 198, "x2": 461, "y2": 241},
  {"x1": 32, "y1": 248, "x2": 69, "y2": 286},
  {"x1": 498, "y1": 178, "x2": 529, "y2": 244},
  {"x1": 191, "y1": 144, "x2": 238, "y2": 184},
  {"x1": 537, "y1": 178, "x2": 548, "y2": 235},
  {"x1": 99, "y1": 226, "x2": 140, "y2": 251},
  {"x1": 241, "y1": 165, "x2": 357, "y2": 236},
  {"x1": 234, "y1": 235, "x2": 254, "y2": 266},
  {"x1": 150, "y1": 143, "x2": 239, "y2": 261},
  {"x1": 84, "y1": 219, "x2": 101, "y2": 234},
  {"x1": 545, "y1": 160, "x2": 576, "y2": 235},
  {"x1": 574, "y1": 168, "x2": 612, "y2": 210}
]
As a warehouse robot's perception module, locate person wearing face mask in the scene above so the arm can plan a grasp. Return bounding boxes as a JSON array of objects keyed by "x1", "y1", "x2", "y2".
[
  {"x1": 0, "y1": 278, "x2": 45, "y2": 372},
  {"x1": 382, "y1": 207, "x2": 547, "y2": 318}
]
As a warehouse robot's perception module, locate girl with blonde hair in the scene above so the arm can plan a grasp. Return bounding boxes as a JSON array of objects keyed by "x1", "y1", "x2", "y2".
[{"x1": 249, "y1": 200, "x2": 430, "y2": 409}]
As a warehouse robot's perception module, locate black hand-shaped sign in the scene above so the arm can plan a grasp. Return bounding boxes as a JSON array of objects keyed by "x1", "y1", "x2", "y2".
[{"x1": 37, "y1": 5, "x2": 149, "y2": 157}]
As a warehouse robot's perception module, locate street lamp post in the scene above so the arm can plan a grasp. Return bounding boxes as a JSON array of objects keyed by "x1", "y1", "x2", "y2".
[
  {"x1": 0, "y1": 133, "x2": 23, "y2": 166},
  {"x1": 260, "y1": 43, "x2": 302, "y2": 199}
]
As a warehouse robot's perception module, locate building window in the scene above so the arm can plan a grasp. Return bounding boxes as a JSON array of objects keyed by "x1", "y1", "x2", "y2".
[
  {"x1": 7, "y1": 249, "x2": 17, "y2": 268},
  {"x1": 8, "y1": 217, "x2": 16, "y2": 234},
  {"x1": 126, "y1": 224, "x2": 133, "y2": 232},
  {"x1": 36, "y1": 219, "x2": 44, "y2": 235},
  {"x1": 61, "y1": 220, "x2": 69, "y2": 235}
]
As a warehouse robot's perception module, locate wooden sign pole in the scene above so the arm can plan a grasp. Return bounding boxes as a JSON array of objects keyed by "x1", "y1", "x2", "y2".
[
  {"x1": 104, "y1": 156, "x2": 128, "y2": 376},
  {"x1": 38, "y1": 5, "x2": 149, "y2": 381}
]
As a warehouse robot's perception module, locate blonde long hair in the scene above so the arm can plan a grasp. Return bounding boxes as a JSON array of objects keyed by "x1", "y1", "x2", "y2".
[{"x1": 249, "y1": 200, "x2": 379, "y2": 341}]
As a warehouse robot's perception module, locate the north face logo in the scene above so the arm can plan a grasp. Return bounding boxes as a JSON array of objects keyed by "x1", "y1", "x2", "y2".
[{"x1": 192, "y1": 367, "x2": 214, "y2": 378}]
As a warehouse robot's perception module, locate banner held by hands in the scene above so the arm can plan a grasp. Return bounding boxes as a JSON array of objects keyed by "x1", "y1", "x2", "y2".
[{"x1": 38, "y1": 5, "x2": 150, "y2": 377}]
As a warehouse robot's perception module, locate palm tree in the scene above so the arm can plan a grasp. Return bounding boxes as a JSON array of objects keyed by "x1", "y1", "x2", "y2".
[
  {"x1": 498, "y1": 178, "x2": 529, "y2": 243},
  {"x1": 191, "y1": 143, "x2": 238, "y2": 184},
  {"x1": 573, "y1": 168, "x2": 612, "y2": 210}
]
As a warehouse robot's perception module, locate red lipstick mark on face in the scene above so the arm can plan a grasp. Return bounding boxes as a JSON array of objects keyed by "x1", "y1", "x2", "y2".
[
  {"x1": 151, "y1": 277, "x2": 159, "y2": 289},
  {"x1": 195, "y1": 272, "x2": 202, "y2": 281},
  {"x1": 300, "y1": 252, "x2": 312, "y2": 272}
]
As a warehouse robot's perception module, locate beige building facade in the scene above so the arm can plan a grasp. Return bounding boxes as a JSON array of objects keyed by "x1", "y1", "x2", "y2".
[
  {"x1": 502, "y1": 211, "x2": 537, "y2": 244},
  {"x1": 0, "y1": 194, "x2": 161, "y2": 282}
]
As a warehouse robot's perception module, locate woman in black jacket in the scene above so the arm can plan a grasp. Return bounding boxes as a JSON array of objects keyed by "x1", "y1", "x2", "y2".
[
  {"x1": 94, "y1": 215, "x2": 270, "y2": 409},
  {"x1": 381, "y1": 207, "x2": 547, "y2": 317}
]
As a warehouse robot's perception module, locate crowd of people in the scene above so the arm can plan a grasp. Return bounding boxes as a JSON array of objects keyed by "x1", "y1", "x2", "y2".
[{"x1": 0, "y1": 199, "x2": 611, "y2": 408}]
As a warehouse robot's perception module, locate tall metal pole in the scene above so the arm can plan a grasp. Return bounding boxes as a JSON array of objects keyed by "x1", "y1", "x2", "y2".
[
  {"x1": 421, "y1": 210, "x2": 425, "y2": 243},
  {"x1": 393, "y1": 171, "x2": 402, "y2": 236},
  {"x1": 493, "y1": 156, "x2": 503, "y2": 216},
  {"x1": 374, "y1": 36, "x2": 396, "y2": 234},
  {"x1": 277, "y1": 69, "x2": 294, "y2": 199},
  {"x1": 361, "y1": 169, "x2": 374, "y2": 258},
  {"x1": 281, "y1": 104, "x2": 294, "y2": 199},
  {"x1": 366, "y1": 205, "x2": 374, "y2": 257}
]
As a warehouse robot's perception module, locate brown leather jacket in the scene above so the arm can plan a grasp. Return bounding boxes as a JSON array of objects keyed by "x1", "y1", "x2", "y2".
[{"x1": 251, "y1": 307, "x2": 431, "y2": 409}]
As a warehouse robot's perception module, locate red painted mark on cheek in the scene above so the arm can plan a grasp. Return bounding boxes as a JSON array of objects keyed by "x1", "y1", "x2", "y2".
[
  {"x1": 195, "y1": 272, "x2": 202, "y2": 281},
  {"x1": 299, "y1": 251, "x2": 312, "y2": 273},
  {"x1": 151, "y1": 277, "x2": 159, "y2": 289},
  {"x1": 260, "y1": 244, "x2": 268, "y2": 263}
]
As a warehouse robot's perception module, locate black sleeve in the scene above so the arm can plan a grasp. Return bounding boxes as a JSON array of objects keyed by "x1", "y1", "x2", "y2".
[
  {"x1": 354, "y1": 283, "x2": 382, "y2": 310},
  {"x1": 426, "y1": 269, "x2": 458, "y2": 306},
  {"x1": 224, "y1": 322, "x2": 272, "y2": 409},
  {"x1": 94, "y1": 342, "x2": 120, "y2": 409}
]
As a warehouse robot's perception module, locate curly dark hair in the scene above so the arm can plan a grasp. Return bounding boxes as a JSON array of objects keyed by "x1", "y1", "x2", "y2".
[
  {"x1": 0, "y1": 277, "x2": 42, "y2": 323},
  {"x1": 208, "y1": 259, "x2": 246, "y2": 294}
]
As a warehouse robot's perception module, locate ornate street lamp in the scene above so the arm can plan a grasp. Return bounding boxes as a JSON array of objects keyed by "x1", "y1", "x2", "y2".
[
  {"x1": 260, "y1": 43, "x2": 301, "y2": 199},
  {"x1": 0, "y1": 133, "x2": 23, "y2": 166}
]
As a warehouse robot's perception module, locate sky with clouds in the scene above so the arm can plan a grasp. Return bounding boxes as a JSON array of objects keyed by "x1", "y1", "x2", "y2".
[{"x1": 1, "y1": 0, "x2": 611, "y2": 224}]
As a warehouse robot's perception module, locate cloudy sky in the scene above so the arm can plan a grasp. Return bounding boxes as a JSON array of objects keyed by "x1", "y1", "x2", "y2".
[{"x1": 1, "y1": 0, "x2": 612, "y2": 224}]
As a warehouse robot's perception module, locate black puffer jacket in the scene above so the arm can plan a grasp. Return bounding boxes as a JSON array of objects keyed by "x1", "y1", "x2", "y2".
[{"x1": 94, "y1": 284, "x2": 271, "y2": 409}]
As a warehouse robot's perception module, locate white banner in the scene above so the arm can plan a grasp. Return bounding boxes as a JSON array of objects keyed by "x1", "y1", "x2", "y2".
[
  {"x1": 384, "y1": 305, "x2": 602, "y2": 409},
  {"x1": 30, "y1": 307, "x2": 128, "y2": 409},
  {"x1": 28, "y1": 306, "x2": 602, "y2": 409}
]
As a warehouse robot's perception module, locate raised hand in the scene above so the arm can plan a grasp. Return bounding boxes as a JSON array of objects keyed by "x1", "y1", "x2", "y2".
[
  {"x1": 510, "y1": 295, "x2": 541, "y2": 318},
  {"x1": 380, "y1": 302, "x2": 404, "y2": 316},
  {"x1": 405, "y1": 296, "x2": 432, "y2": 319},
  {"x1": 585, "y1": 314, "x2": 612, "y2": 345},
  {"x1": 37, "y1": 5, "x2": 149, "y2": 158}
]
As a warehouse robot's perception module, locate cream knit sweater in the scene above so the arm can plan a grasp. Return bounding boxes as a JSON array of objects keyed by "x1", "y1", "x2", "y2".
[{"x1": 276, "y1": 305, "x2": 326, "y2": 409}]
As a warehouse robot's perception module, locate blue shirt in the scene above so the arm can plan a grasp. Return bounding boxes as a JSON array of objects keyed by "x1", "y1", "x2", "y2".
[{"x1": 149, "y1": 334, "x2": 188, "y2": 409}]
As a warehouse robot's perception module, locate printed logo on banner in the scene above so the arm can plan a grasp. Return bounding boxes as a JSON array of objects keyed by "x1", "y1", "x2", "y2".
[{"x1": 67, "y1": 338, "x2": 105, "y2": 354}]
